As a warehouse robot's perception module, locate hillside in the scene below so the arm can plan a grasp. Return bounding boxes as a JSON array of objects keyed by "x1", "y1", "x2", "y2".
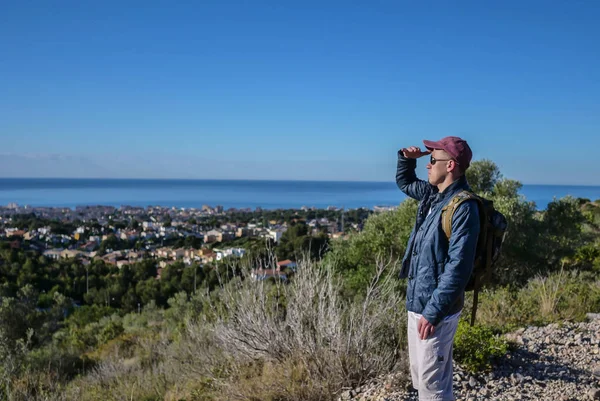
[{"x1": 340, "y1": 315, "x2": 600, "y2": 401}]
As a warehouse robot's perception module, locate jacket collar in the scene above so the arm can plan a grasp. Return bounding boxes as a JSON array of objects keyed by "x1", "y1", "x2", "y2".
[{"x1": 432, "y1": 175, "x2": 470, "y2": 203}]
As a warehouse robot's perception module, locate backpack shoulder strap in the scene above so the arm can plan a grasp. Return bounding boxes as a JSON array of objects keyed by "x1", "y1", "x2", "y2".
[{"x1": 441, "y1": 190, "x2": 479, "y2": 241}]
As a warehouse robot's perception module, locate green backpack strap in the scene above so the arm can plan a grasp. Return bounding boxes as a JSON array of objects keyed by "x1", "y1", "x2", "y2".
[{"x1": 441, "y1": 191, "x2": 478, "y2": 241}]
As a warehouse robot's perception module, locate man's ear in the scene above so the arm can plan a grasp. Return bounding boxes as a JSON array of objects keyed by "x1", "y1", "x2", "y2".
[{"x1": 447, "y1": 160, "x2": 457, "y2": 173}]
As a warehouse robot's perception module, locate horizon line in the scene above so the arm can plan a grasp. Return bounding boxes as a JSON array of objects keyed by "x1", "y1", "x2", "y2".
[{"x1": 0, "y1": 176, "x2": 599, "y2": 187}]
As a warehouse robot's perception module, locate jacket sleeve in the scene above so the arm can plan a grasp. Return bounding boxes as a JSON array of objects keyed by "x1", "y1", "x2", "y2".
[
  {"x1": 395, "y1": 152, "x2": 432, "y2": 201},
  {"x1": 421, "y1": 200, "x2": 480, "y2": 326}
]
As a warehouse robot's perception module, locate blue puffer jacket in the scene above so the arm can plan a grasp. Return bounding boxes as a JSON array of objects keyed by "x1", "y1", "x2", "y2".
[{"x1": 396, "y1": 152, "x2": 480, "y2": 326}]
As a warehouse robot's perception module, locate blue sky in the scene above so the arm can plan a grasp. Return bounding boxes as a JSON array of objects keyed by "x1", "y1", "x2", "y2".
[{"x1": 1, "y1": 1, "x2": 599, "y2": 184}]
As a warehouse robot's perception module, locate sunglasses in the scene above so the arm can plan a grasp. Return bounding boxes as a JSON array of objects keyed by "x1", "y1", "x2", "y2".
[{"x1": 429, "y1": 156, "x2": 457, "y2": 165}]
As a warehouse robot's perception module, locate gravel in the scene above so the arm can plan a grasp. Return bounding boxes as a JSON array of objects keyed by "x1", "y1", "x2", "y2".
[{"x1": 338, "y1": 316, "x2": 600, "y2": 401}]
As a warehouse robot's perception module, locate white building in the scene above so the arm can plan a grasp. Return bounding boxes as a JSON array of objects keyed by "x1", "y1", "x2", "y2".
[
  {"x1": 215, "y1": 247, "x2": 246, "y2": 261},
  {"x1": 267, "y1": 228, "x2": 287, "y2": 243},
  {"x1": 43, "y1": 249, "x2": 63, "y2": 260}
]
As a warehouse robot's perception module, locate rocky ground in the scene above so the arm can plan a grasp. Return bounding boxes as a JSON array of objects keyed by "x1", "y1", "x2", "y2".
[{"x1": 339, "y1": 314, "x2": 600, "y2": 401}]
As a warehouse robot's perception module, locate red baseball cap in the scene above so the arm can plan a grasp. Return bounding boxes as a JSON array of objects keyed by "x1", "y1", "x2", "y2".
[{"x1": 423, "y1": 136, "x2": 472, "y2": 169}]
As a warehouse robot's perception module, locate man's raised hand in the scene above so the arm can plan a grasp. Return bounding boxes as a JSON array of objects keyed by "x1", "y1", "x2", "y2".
[{"x1": 400, "y1": 146, "x2": 431, "y2": 159}]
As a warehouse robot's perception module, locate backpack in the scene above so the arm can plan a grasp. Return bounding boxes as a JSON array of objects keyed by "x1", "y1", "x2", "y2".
[{"x1": 441, "y1": 191, "x2": 508, "y2": 326}]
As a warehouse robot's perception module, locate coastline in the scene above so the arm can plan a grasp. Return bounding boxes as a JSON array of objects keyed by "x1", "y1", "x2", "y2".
[{"x1": 0, "y1": 178, "x2": 599, "y2": 211}]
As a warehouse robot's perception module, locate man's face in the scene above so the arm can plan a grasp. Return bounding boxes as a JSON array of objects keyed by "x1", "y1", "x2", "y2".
[{"x1": 426, "y1": 149, "x2": 453, "y2": 185}]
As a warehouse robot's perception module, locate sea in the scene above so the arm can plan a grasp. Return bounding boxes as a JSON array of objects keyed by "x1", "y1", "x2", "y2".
[{"x1": 0, "y1": 178, "x2": 599, "y2": 211}]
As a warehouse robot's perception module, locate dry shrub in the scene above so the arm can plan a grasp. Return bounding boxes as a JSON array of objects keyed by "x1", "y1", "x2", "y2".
[
  {"x1": 65, "y1": 323, "x2": 223, "y2": 401},
  {"x1": 49, "y1": 255, "x2": 409, "y2": 401},
  {"x1": 207, "y1": 255, "x2": 408, "y2": 400},
  {"x1": 4, "y1": 370, "x2": 69, "y2": 401},
  {"x1": 471, "y1": 269, "x2": 600, "y2": 331}
]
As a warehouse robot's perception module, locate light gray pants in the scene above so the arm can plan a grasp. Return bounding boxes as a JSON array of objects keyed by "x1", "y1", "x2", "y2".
[{"x1": 407, "y1": 311, "x2": 460, "y2": 401}]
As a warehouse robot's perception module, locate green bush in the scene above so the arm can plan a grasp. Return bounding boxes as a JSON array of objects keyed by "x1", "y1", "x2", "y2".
[
  {"x1": 453, "y1": 321, "x2": 508, "y2": 373},
  {"x1": 472, "y1": 270, "x2": 600, "y2": 331},
  {"x1": 325, "y1": 199, "x2": 417, "y2": 299},
  {"x1": 526, "y1": 270, "x2": 600, "y2": 323},
  {"x1": 468, "y1": 287, "x2": 527, "y2": 332}
]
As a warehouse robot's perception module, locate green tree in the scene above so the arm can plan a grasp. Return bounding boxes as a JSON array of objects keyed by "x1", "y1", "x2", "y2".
[
  {"x1": 276, "y1": 223, "x2": 329, "y2": 261},
  {"x1": 99, "y1": 234, "x2": 120, "y2": 253},
  {"x1": 466, "y1": 159, "x2": 502, "y2": 194},
  {"x1": 326, "y1": 199, "x2": 417, "y2": 298},
  {"x1": 136, "y1": 278, "x2": 161, "y2": 306},
  {"x1": 493, "y1": 179, "x2": 522, "y2": 198},
  {"x1": 540, "y1": 196, "x2": 587, "y2": 265},
  {"x1": 181, "y1": 263, "x2": 204, "y2": 294}
]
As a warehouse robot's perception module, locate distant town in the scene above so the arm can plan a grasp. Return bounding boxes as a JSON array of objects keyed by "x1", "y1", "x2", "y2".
[{"x1": 1, "y1": 202, "x2": 398, "y2": 280}]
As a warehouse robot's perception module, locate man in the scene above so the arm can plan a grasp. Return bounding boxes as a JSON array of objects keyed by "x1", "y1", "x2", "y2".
[{"x1": 396, "y1": 136, "x2": 480, "y2": 401}]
